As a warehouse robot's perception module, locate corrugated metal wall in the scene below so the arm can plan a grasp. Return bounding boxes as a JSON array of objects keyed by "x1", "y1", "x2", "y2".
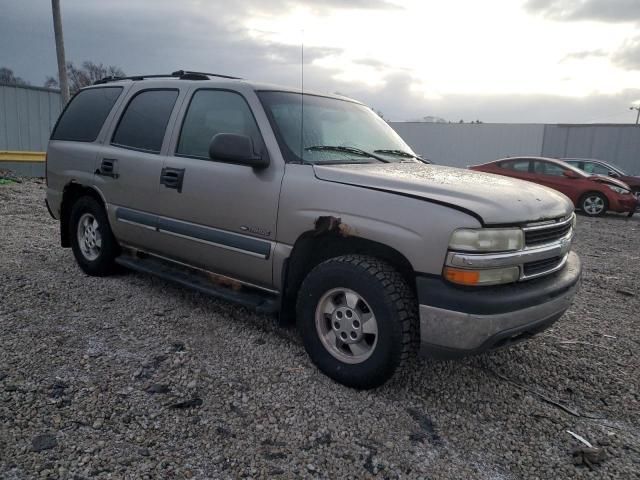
[
  {"x1": 0, "y1": 83, "x2": 62, "y2": 151},
  {"x1": 541, "y1": 125, "x2": 640, "y2": 174},
  {"x1": 390, "y1": 122, "x2": 640, "y2": 175},
  {"x1": 390, "y1": 123, "x2": 545, "y2": 168}
]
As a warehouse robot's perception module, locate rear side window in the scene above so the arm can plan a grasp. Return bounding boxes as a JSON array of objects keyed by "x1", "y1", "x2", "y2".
[
  {"x1": 533, "y1": 161, "x2": 565, "y2": 177},
  {"x1": 51, "y1": 87, "x2": 122, "y2": 142},
  {"x1": 177, "y1": 90, "x2": 261, "y2": 159},
  {"x1": 500, "y1": 160, "x2": 530, "y2": 172},
  {"x1": 112, "y1": 89, "x2": 179, "y2": 153}
]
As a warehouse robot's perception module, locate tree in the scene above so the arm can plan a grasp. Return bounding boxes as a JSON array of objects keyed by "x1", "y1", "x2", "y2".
[
  {"x1": 45, "y1": 61, "x2": 125, "y2": 94},
  {"x1": 0, "y1": 67, "x2": 30, "y2": 86}
]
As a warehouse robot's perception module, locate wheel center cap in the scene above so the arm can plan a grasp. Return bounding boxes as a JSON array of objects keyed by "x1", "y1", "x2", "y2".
[{"x1": 332, "y1": 307, "x2": 362, "y2": 343}]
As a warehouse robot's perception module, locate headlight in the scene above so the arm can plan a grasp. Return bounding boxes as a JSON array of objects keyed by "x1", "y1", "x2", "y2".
[
  {"x1": 606, "y1": 184, "x2": 630, "y2": 195},
  {"x1": 571, "y1": 213, "x2": 577, "y2": 230},
  {"x1": 449, "y1": 228, "x2": 524, "y2": 252}
]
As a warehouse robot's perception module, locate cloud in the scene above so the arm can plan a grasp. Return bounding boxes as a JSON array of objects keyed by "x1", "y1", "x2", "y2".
[
  {"x1": 340, "y1": 72, "x2": 640, "y2": 123},
  {"x1": 561, "y1": 49, "x2": 608, "y2": 61},
  {"x1": 1, "y1": 0, "x2": 637, "y2": 124},
  {"x1": 352, "y1": 58, "x2": 391, "y2": 69},
  {"x1": 612, "y1": 36, "x2": 640, "y2": 70},
  {"x1": 524, "y1": 0, "x2": 640, "y2": 23}
]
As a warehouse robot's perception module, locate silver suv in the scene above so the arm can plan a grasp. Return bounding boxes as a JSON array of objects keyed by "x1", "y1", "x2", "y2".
[{"x1": 45, "y1": 71, "x2": 581, "y2": 389}]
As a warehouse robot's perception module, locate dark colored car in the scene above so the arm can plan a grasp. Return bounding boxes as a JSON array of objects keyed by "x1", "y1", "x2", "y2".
[
  {"x1": 563, "y1": 158, "x2": 640, "y2": 195},
  {"x1": 469, "y1": 156, "x2": 637, "y2": 217}
]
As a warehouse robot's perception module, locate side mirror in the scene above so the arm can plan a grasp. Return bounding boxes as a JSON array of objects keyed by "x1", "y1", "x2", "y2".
[
  {"x1": 208, "y1": 133, "x2": 269, "y2": 168},
  {"x1": 563, "y1": 170, "x2": 579, "y2": 179},
  {"x1": 608, "y1": 170, "x2": 619, "y2": 177}
]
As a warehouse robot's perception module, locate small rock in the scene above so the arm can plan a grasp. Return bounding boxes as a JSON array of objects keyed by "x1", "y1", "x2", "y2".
[
  {"x1": 616, "y1": 289, "x2": 635, "y2": 297},
  {"x1": 168, "y1": 397, "x2": 203, "y2": 409},
  {"x1": 138, "y1": 447, "x2": 150, "y2": 457},
  {"x1": 32, "y1": 433, "x2": 57, "y2": 452},
  {"x1": 146, "y1": 384, "x2": 171, "y2": 394}
]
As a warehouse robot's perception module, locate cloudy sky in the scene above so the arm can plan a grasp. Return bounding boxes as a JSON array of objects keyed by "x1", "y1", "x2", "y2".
[{"x1": 2, "y1": 0, "x2": 640, "y2": 123}]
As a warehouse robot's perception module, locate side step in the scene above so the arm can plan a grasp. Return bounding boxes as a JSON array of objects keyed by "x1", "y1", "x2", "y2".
[{"x1": 115, "y1": 255, "x2": 279, "y2": 314}]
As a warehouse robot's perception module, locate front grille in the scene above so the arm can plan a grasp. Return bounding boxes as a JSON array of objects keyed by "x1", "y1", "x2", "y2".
[
  {"x1": 523, "y1": 256, "x2": 563, "y2": 277},
  {"x1": 524, "y1": 219, "x2": 572, "y2": 247}
]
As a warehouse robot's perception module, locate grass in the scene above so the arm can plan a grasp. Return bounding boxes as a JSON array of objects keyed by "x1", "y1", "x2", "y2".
[{"x1": 0, "y1": 178, "x2": 16, "y2": 185}]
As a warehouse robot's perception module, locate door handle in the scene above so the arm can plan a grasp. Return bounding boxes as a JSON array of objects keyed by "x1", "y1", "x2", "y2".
[
  {"x1": 160, "y1": 167, "x2": 185, "y2": 193},
  {"x1": 95, "y1": 158, "x2": 119, "y2": 178}
]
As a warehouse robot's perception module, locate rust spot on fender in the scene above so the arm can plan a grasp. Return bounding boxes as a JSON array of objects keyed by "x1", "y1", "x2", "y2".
[{"x1": 314, "y1": 216, "x2": 356, "y2": 237}]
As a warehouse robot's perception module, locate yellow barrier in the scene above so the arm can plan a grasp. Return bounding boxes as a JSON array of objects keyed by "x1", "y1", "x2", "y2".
[{"x1": 0, "y1": 151, "x2": 46, "y2": 162}]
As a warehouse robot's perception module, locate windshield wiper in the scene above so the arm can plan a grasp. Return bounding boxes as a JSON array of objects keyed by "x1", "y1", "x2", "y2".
[
  {"x1": 305, "y1": 145, "x2": 390, "y2": 163},
  {"x1": 374, "y1": 149, "x2": 430, "y2": 163}
]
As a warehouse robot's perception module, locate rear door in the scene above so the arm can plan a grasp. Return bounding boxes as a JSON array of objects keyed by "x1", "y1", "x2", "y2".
[
  {"x1": 96, "y1": 86, "x2": 183, "y2": 251},
  {"x1": 152, "y1": 87, "x2": 284, "y2": 289},
  {"x1": 496, "y1": 159, "x2": 532, "y2": 181}
]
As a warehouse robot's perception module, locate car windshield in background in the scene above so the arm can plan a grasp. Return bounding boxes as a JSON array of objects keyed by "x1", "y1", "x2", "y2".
[
  {"x1": 258, "y1": 91, "x2": 418, "y2": 164},
  {"x1": 604, "y1": 162, "x2": 628, "y2": 175}
]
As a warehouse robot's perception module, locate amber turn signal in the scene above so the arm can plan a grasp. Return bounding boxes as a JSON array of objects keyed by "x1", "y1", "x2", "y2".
[
  {"x1": 443, "y1": 267, "x2": 480, "y2": 286},
  {"x1": 443, "y1": 265, "x2": 520, "y2": 286}
]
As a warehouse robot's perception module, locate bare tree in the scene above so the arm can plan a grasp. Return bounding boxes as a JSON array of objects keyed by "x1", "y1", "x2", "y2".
[
  {"x1": 0, "y1": 67, "x2": 30, "y2": 86},
  {"x1": 45, "y1": 61, "x2": 125, "y2": 94}
]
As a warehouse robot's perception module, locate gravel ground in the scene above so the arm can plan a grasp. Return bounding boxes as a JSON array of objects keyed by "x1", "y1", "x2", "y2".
[{"x1": 1, "y1": 179, "x2": 639, "y2": 479}]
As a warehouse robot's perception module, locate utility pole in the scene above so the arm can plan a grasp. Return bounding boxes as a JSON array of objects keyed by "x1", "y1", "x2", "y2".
[
  {"x1": 631, "y1": 105, "x2": 640, "y2": 125},
  {"x1": 51, "y1": 0, "x2": 70, "y2": 104}
]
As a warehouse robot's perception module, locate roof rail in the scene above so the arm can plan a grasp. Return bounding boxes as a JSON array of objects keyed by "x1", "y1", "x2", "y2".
[{"x1": 93, "y1": 70, "x2": 242, "y2": 85}]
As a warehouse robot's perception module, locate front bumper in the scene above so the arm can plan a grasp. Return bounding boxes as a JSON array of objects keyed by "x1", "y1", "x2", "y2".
[
  {"x1": 417, "y1": 251, "x2": 581, "y2": 359},
  {"x1": 610, "y1": 194, "x2": 638, "y2": 213}
]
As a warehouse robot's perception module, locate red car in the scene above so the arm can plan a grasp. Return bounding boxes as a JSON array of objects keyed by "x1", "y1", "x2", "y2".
[{"x1": 469, "y1": 156, "x2": 637, "y2": 217}]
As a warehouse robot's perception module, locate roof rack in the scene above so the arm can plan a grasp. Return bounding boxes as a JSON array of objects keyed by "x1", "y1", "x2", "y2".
[{"x1": 93, "y1": 70, "x2": 242, "y2": 85}]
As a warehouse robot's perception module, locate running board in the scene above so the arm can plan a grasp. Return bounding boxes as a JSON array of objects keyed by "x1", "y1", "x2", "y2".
[{"x1": 115, "y1": 255, "x2": 279, "y2": 314}]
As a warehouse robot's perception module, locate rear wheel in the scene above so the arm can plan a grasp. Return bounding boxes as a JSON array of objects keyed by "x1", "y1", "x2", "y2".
[
  {"x1": 69, "y1": 196, "x2": 119, "y2": 276},
  {"x1": 296, "y1": 255, "x2": 417, "y2": 389},
  {"x1": 580, "y1": 192, "x2": 608, "y2": 217}
]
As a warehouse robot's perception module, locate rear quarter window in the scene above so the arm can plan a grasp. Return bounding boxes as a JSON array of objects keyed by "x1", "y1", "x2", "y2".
[{"x1": 51, "y1": 87, "x2": 123, "y2": 142}]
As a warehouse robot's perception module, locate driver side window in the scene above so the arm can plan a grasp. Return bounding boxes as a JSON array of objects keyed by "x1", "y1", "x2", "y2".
[{"x1": 177, "y1": 90, "x2": 262, "y2": 160}]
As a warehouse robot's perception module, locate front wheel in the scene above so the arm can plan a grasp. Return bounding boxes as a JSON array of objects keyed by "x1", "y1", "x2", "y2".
[
  {"x1": 580, "y1": 192, "x2": 608, "y2": 217},
  {"x1": 69, "y1": 196, "x2": 119, "y2": 276},
  {"x1": 296, "y1": 255, "x2": 417, "y2": 389}
]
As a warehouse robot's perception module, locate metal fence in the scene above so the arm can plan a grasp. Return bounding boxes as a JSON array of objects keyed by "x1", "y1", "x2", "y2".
[
  {"x1": 390, "y1": 122, "x2": 640, "y2": 175},
  {"x1": 0, "y1": 83, "x2": 62, "y2": 152}
]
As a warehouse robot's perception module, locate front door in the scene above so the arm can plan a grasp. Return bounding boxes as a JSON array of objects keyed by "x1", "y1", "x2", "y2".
[{"x1": 153, "y1": 88, "x2": 284, "y2": 289}]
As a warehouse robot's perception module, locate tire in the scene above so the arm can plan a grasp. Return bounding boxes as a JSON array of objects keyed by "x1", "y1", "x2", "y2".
[
  {"x1": 580, "y1": 192, "x2": 608, "y2": 217},
  {"x1": 296, "y1": 255, "x2": 418, "y2": 389},
  {"x1": 69, "y1": 196, "x2": 119, "y2": 276}
]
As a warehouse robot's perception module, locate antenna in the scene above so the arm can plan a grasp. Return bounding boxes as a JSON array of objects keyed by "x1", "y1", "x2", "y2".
[{"x1": 300, "y1": 29, "x2": 305, "y2": 162}]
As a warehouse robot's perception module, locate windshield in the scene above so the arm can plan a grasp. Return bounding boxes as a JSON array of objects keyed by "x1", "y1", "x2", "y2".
[
  {"x1": 258, "y1": 91, "x2": 416, "y2": 164},
  {"x1": 603, "y1": 161, "x2": 627, "y2": 175},
  {"x1": 565, "y1": 159, "x2": 628, "y2": 176}
]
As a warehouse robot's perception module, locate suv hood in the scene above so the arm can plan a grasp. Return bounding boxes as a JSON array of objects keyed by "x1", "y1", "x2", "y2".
[{"x1": 313, "y1": 162, "x2": 573, "y2": 225}]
